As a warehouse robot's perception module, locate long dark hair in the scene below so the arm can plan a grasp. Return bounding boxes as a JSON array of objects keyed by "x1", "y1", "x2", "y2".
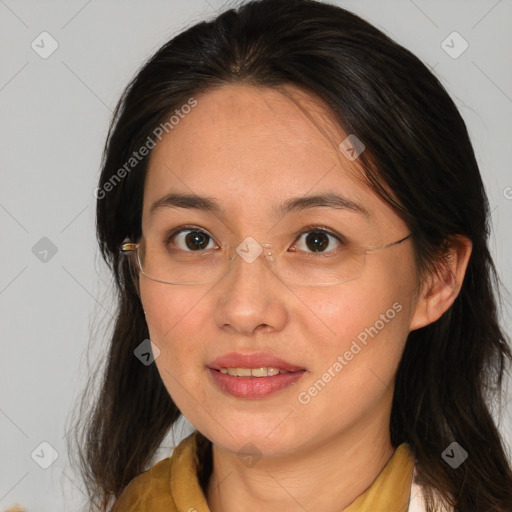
[{"x1": 67, "y1": 0, "x2": 512, "y2": 510}]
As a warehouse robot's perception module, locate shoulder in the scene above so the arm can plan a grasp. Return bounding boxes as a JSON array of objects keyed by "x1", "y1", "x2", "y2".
[
  {"x1": 110, "y1": 456, "x2": 175, "y2": 512},
  {"x1": 110, "y1": 430, "x2": 204, "y2": 512}
]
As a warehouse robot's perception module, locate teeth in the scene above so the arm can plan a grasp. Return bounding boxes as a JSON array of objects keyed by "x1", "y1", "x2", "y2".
[{"x1": 219, "y1": 367, "x2": 291, "y2": 377}]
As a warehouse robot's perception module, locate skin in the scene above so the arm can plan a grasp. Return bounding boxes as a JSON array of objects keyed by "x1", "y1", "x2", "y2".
[{"x1": 138, "y1": 84, "x2": 472, "y2": 512}]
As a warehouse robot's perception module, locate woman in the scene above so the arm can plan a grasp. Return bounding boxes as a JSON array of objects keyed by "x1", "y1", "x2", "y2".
[{"x1": 69, "y1": 0, "x2": 512, "y2": 510}]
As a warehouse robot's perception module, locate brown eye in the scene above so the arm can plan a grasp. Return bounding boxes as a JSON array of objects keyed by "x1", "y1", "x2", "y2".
[
  {"x1": 170, "y1": 229, "x2": 217, "y2": 251},
  {"x1": 292, "y1": 230, "x2": 342, "y2": 254}
]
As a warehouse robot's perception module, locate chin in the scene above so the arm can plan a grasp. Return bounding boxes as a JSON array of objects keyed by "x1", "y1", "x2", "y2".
[{"x1": 203, "y1": 419, "x2": 304, "y2": 457}]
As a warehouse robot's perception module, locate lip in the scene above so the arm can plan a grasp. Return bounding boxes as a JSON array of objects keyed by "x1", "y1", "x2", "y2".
[
  {"x1": 207, "y1": 368, "x2": 307, "y2": 399},
  {"x1": 206, "y1": 352, "x2": 307, "y2": 399},
  {"x1": 207, "y1": 352, "x2": 305, "y2": 372}
]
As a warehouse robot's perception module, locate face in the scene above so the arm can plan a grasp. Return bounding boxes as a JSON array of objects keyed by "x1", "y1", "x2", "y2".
[{"x1": 139, "y1": 83, "x2": 421, "y2": 458}]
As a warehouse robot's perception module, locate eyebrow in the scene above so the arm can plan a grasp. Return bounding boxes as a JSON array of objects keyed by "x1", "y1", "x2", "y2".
[{"x1": 150, "y1": 192, "x2": 370, "y2": 218}]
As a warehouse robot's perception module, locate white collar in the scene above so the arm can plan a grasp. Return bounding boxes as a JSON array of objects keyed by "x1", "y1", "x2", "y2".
[
  {"x1": 408, "y1": 478, "x2": 427, "y2": 512},
  {"x1": 408, "y1": 465, "x2": 454, "y2": 512}
]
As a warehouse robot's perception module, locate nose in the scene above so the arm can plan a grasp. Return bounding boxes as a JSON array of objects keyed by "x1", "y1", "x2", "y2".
[{"x1": 212, "y1": 249, "x2": 288, "y2": 336}]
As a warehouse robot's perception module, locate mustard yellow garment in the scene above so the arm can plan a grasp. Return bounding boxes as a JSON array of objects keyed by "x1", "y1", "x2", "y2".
[{"x1": 111, "y1": 430, "x2": 416, "y2": 512}]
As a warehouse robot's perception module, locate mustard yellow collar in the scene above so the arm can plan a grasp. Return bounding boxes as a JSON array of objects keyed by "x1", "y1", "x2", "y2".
[{"x1": 170, "y1": 431, "x2": 415, "y2": 512}]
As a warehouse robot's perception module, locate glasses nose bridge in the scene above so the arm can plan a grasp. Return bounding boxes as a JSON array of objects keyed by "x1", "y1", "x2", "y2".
[
  {"x1": 234, "y1": 235, "x2": 274, "y2": 260},
  {"x1": 225, "y1": 237, "x2": 276, "y2": 276}
]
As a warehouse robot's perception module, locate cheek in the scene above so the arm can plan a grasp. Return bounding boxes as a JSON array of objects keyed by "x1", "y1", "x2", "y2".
[
  {"x1": 139, "y1": 280, "x2": 213, "y2": 367},
  {"x1": 291, "y1": 277, "x2": 406, "y2": 352},
  {"x1": 292, "y1": 282, "x2": 410, "y2": 418},
  {"x1": 139, "y1": 280, "x2": 215, "y2": 421},
  {"x1": 141, "y1": 279, "x2": 203, "y2": 334},
  {"x1": 294, "y1": 264, "x2": 416, "y2": 399},
  {"x1": 339, "y1": 266, "x2": 416, "y2": 375}
]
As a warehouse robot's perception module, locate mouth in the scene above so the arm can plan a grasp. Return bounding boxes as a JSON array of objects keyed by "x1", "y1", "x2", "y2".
[
  {"x1": 207, "y1": 368, "x2": 307, "y2": 399},
  {"x1": 217, "y1": 366, "x2": 295, "y2": 377},
  {"x1": 207, "y1": 352, "x2": 307, "y2": 399},
  {"x1": 207, "y1": 352, "x2": 305, "y2": 373}
]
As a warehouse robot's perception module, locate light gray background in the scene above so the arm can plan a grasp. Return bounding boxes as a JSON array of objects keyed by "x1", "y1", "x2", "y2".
[{"x1": 1, "y1": 0, "x2": 511, "y2": 510}]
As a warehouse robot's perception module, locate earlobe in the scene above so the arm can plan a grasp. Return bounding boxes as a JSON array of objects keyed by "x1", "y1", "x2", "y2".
[{"x1": 409, "y1": 235, "x2": 472, "y2": 331}]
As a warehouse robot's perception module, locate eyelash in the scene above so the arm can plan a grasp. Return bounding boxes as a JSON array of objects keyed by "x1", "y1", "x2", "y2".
[{"x1": 163, "y1": 224, "x2": 346, "y2": 256}]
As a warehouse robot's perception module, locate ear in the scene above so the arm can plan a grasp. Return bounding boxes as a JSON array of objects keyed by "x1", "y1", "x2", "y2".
[{"x1": 409, "y1": 235, "x2": 472, "y2": 331}]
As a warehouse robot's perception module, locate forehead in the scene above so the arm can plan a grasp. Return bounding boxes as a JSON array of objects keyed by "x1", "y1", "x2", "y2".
[{"x1": 143, "y1": 84, "x2": 396, "y2": 230}]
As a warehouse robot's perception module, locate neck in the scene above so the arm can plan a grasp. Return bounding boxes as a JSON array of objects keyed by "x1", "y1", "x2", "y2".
[{"x1": 206, "y1": 408, "x2": 395, "y2": 512}]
